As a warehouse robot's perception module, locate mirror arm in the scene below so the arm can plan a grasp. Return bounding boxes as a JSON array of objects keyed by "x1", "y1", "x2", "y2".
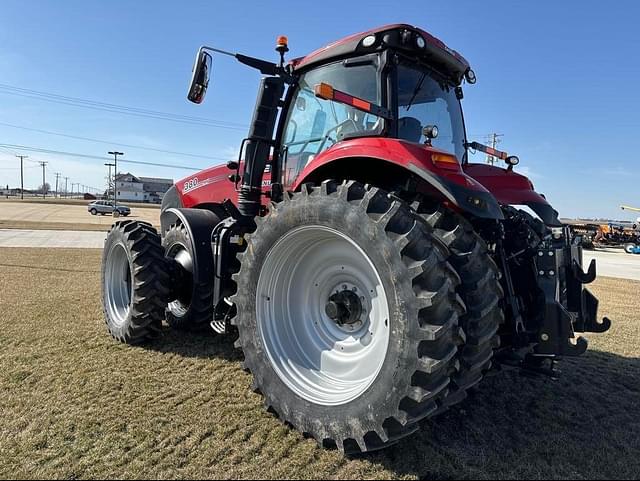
[{"x1": 200, "y1": 46, "x2": 295, "y2": 83}]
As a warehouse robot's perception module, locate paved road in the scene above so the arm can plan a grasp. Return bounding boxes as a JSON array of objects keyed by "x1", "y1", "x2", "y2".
[
  {"x1": 0, "y1": 229, "x2": 106, "y2": 248},
  {"x1": 1, "y1": 229, "x2": 639, "y2": 281},
  {"x1": 584, "y1": 249, "x2": 640, "y2": 282}
]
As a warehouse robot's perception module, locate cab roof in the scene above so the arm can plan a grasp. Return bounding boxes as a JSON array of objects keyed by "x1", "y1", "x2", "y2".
[{"x1": 290, "y1": 24, "x2": 471, "y2": 83}]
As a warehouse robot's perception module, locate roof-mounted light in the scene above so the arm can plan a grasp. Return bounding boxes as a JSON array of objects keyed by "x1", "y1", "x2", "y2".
[
  {"x1": 506, "y1": 156, "x2": 520, "y2": 166},
  {"x1": 465, "y1": 69, "x2": 477, "y2": 84},
  {"x1": 416, "y1": 35, "x2": 426, "y2": 49},
  {"x1": 276, "y1": 35, "x2": 289, "y2": 51},
  {"x1": 362, "y1": 34, "x2": 377, "y2": 48}
]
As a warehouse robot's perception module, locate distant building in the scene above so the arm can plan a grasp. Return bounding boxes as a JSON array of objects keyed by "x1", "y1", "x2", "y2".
[
  {"x1": 114, "y1": 173, "x2": 174, "y2": 204},
  {"x1": 0, "y1": 187, "x2": 24, "y2": 197}
]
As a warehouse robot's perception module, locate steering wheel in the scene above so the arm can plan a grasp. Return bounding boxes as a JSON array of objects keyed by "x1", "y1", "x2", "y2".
[{"x1": 316, "y1": 118, "x2": 360, "y2": 152}]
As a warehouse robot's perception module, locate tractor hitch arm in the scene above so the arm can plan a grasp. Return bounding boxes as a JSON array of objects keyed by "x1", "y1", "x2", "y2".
[{"x1": 534, "y1": 239, "x2": 612, "y2": 357}]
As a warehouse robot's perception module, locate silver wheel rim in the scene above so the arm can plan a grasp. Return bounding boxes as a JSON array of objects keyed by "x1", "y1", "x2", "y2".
[
  {"x1": 256, "y1": 225, "x2": 390, "y2": 406},
  {"x1": 105, "y1": 242, "x2": 132, "y2": 326}
]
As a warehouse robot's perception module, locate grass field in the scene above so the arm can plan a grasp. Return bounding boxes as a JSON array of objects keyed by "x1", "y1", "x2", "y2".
[{"x1": 0, "y1": 247, "x2": 638, "y2": 479}]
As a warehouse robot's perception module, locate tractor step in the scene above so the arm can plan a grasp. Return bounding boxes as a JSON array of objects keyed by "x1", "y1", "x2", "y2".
[{"x1": 210, "y1": 319, "x2": 227, "y2": 334}]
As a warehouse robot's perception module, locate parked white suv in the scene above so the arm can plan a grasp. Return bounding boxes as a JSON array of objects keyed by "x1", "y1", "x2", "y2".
[{"x1": 88, "y1": 200, "x2": 131, "y2": 217}]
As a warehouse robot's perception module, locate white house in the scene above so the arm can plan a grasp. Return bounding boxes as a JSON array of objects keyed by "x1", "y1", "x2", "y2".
[{"x1": 114, "y1": 173, "x2": 174, "y2": 204}]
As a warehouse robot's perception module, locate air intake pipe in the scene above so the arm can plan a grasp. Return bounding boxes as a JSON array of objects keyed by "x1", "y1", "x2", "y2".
[{"x1": 238, "y1": 76, "x2": 285, "y2": 217}]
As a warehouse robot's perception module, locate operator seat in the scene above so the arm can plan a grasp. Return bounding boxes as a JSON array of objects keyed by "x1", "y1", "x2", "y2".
[{"x1": 398, "y1": 117, "x2": 423, "y2": 143}]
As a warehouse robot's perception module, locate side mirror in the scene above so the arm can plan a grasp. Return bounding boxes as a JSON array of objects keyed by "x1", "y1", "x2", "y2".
[{"x1": 187, "y1": 49, "x2": 212, "y2": 104}]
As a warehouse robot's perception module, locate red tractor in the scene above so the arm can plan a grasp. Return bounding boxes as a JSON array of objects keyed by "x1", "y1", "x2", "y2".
[{"x1": 101, "y1": 25, "x2": 611, "y2": 453}]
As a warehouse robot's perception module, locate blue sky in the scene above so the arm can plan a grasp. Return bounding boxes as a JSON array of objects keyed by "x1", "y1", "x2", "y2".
[{"x1": 0, "y1": 0, "x2": 638, "y2": 220}]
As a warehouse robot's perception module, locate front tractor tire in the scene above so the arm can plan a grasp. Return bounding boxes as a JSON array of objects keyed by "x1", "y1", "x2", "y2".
[
  {"x1": 233, "y1": 180, "x2": 466, "y2": 453},
  {"x1": 101, "y1": 221, "x2": 170, "y2": 344}
]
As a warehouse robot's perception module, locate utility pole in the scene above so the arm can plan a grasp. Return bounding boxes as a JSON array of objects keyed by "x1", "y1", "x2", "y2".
[
  {"x1": 39, "y1": 161, "x2": 48, "y2": 199},
  {"x1": 16, "y1": 155, "x2": 27, "y2": 200},
  {"x1": 485, "y1": 133, "x2": 504, "y2": 165},
  {"x1": 108, "y1": 151, "x2": 123, "y2": 206},
  {"x1": 104, "y1": 163, "x2": 115, "y2": 201},
  {"x1": 54, "y1": 172, "x2": 61, "y2": 198},
  {"x1": 64, "y1": 176, "x2": 69, "y2": 199}
]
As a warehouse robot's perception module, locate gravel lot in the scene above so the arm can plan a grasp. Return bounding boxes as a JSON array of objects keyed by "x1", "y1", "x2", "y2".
[{"x1": 0, "y1": 201, "x2": 159, "y2": 231}]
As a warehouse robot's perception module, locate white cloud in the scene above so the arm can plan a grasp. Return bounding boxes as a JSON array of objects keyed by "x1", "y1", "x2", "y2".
[{"x1": 515, "y1": 165, "x2": 541, "y2": 180}]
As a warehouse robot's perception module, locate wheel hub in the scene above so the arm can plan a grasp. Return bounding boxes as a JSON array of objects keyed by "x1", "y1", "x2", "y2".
[{"x1": 326, "y1": 285, "x2": 365, "y2": 330}]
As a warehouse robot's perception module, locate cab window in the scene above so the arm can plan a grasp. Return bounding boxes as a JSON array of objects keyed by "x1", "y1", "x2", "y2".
[{"x1": 281, "y1": 58, "x2": 382, "y2": 186}]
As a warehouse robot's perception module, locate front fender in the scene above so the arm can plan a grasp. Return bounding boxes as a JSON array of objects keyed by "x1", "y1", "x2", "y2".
[
  {"x1": 160, "y1": 207, "x2": 221, "y2": 284},
  {"x1": 464, "y1": 163, "x2": 561, "y2": 226},
  {"x1": 291, "y1": 137, "x2": 504, "y2": 220}
]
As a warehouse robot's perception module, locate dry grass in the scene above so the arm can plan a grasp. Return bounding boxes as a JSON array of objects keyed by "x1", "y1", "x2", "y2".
[{"x1": 0, "y1": 247, "x2": 638, "y2": 480}]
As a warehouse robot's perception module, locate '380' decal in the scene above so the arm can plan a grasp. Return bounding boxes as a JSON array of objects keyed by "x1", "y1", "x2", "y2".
[
  {"x1": 183, "y1": 177, "x2": 199, "y2": 193},
  {"x1": 182, "y1": 174, "x2": 228, "y2": 194}
]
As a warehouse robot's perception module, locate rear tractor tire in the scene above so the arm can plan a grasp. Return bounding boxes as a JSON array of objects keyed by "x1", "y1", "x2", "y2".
[
  {"x1": 162, "y1": 223, "x2": 214, "y2": 330},
  {"x1": 233, "y1": 180, "x2": 466, "y2": 453},
  {"x1": 101, "y1": 220, "x2": 170, "y2": 343}
]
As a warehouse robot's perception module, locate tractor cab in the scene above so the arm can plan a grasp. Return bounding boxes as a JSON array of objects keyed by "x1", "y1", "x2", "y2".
[
  {"x1": 279, "y1": 25, "x2": 474, "y2": 187},
  {"x1": 280, "y1": 48, "x2": 468, "y2": 186}
]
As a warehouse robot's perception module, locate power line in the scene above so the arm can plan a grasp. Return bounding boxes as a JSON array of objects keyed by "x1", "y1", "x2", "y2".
[
  {"x1": 0, "y1": 145, "x2": 18, "y2": 156},
  {"x1": 0, "y1": 143, "x2": 205, "y2": 170},
  {"x1": 0, "y1": 120, "x2": 231, "y2": 161},
  {"x1": 0, "y1": 83, "x2": 248, "y2": 130}
]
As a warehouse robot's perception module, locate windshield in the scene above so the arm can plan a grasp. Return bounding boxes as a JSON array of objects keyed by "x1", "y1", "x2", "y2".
[
  {"x1": 396, "y1": 63, "x2": 466, "y2": 162},
  {"x1": 281, "y1": 58, "x2": 382, "y2": 186}
]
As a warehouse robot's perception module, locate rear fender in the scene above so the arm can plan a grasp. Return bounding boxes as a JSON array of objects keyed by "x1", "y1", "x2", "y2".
[{"x1": 291, "y1": 138, "x2": 504, "y2": 220}]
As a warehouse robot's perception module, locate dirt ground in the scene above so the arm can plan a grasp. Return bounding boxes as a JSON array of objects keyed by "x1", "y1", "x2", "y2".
[
  {"x1": 0, "y1": 201, "x2": 160, "y2": 231},
  {"x1": 0, "y1": 247, "x2": 638, "y2": 479}
]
